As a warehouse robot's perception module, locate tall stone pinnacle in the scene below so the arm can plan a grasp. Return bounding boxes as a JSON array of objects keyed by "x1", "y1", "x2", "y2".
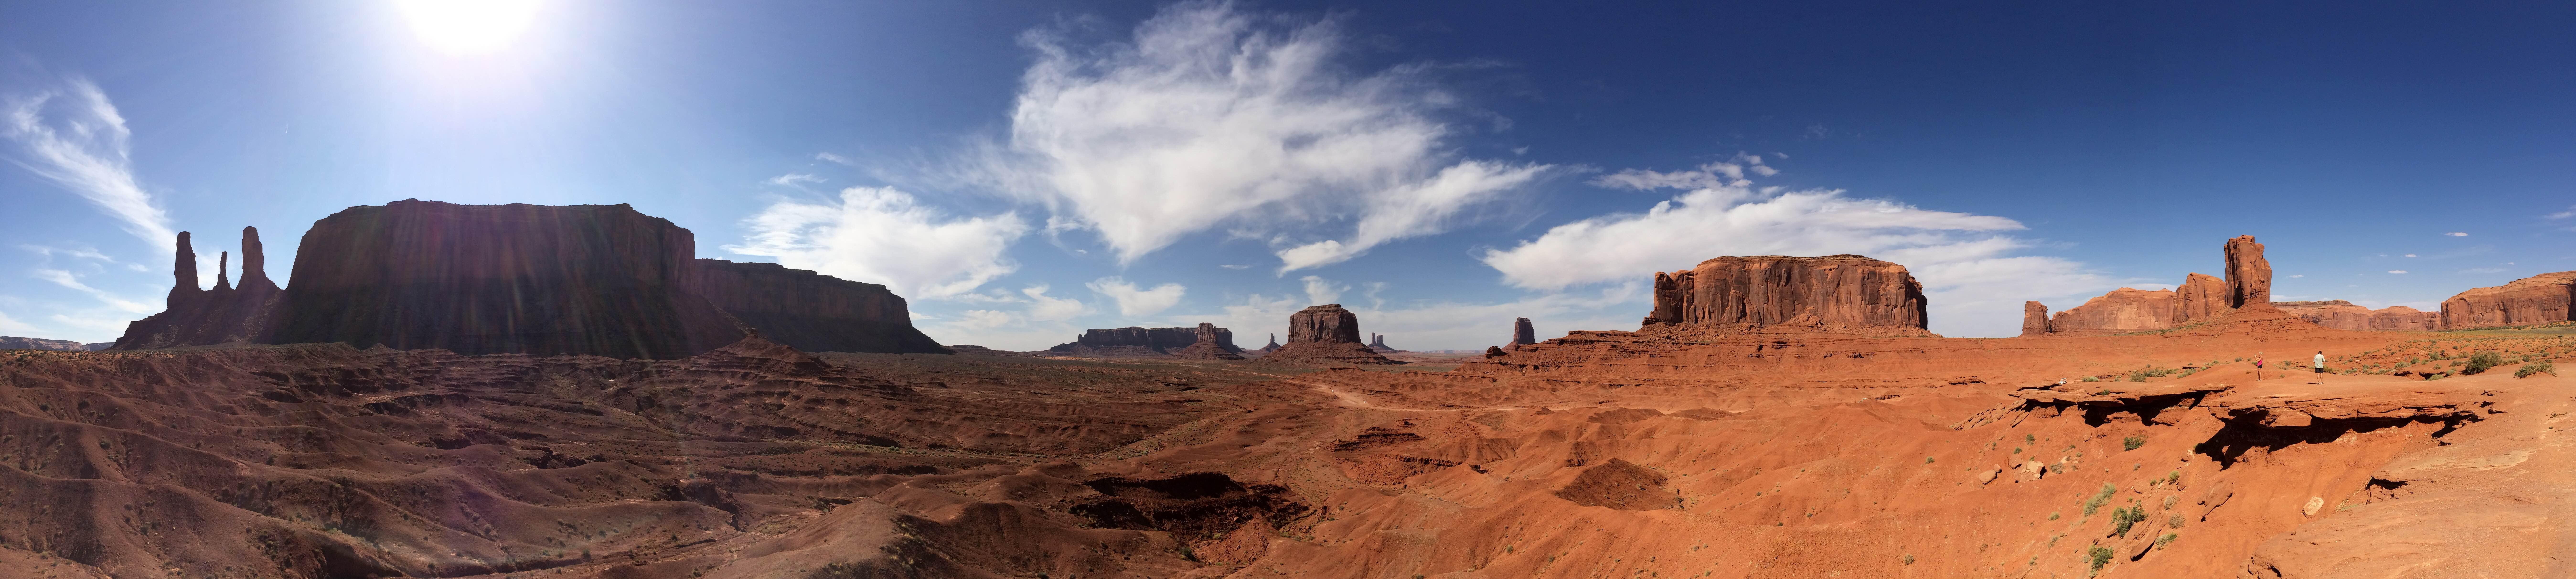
[
  {"x1": 214, "y1": 251, "x2": 230, "y2": 291},
  {"x1": 169, "y1": 231, "x2": 199, "y2": 302},
  {"x1": 239, "y1": 226, "x2": 275, "y2": 291}
]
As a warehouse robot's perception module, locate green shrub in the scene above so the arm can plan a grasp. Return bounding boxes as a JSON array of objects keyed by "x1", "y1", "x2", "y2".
[
  {"x1": 2087, "y1": 545, "x2": 2114, "y2": 572},
  {"x1": 2518, "y1": 362, "x2": 2557, "y2": 378},
  {"x1": 2121, "y1": 436, "x2": 2146, "y2": 451},
  {"x1": 2155, "y1": 533, "x2": 2177, "y2": 548},
  {"x1": 2109, "y1": 500, "x2": 2148, "y2": 537},
  {"x1": 2081, "y1": 483, "x2": 2116, "y2": 515},
  {"x1": 2462, "y1": 351, "x2": 2505, "y2": 375},
  {"x1": 2081, "y1": 376, "x2": 2099, "y2": 382}
]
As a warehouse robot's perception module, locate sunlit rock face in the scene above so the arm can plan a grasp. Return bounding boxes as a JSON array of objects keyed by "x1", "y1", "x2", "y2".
[
  {"x1": 1643, "y1": 255, "x2": 1929, "y2": 333},
  {"x1": 2439, "y1": 271, "x2": 2576, "y2": 330}
]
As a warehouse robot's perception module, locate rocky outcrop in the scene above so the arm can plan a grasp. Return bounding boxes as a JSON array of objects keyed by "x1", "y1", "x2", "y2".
[
  {"x1": 2275, "y1": 300, "x2": 2439, "y2": 332},
  {"x1": 683, "y1": 259, "x2": 946, "y2": 354},
  {"x1": 1048, "y1": 325, "x2": 1241, "y2": 357},
  {"x1": 0, "y1": 337, "x2": 90, "y2": 351},
  {"x1": 2438, "y1": 271, "x2": 2576, "y2": 330},
  {"x1": 1258, "y1": 333, "x2": 1282, "y2": 352},
  {"x1": 2019, "y1": 301, "x2": 2052, "y2": 336},
  {"x1": 1642, "y1": 255, "x2": 1928, "y2": 333},
  {"x1": 111, "y1": 227, "x2": 286, "y2": 350},
  {"x1": 1253, "y1": 304, "x2": 1395, "y2": 365},
  {"x1": 2174, "y1": 273, "x2": 2228, "y2": 324},
  {"x1": 262, "y1": 201, "x2": 746, "y2": 358},
  {"x1": 1512, "y1": 317, "x2": 1536, "y2": 345},
  {"x1": 1170, "y1": 323, "x2": 1246, "y2": 360},
  {"x1": 2047, "y1": 288, "x2": 2176, "y2": 334},
  {"x1": 1367, "y1": 333, "x2": 1406, "y2": 353},
  {"x1": 2027, "y1": 236, "x2": 2276, "y2": 335},
  {"x1": 2225, "y1": 235, "x2": 2272, "y2": 308}
]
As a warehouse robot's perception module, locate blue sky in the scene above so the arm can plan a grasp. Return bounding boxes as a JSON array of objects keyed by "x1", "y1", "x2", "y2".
[{"x1": 2, "y1": 0, "x2": 2569, "y2": 349}]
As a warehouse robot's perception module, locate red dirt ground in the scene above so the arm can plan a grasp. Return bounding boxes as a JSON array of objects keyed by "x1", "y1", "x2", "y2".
[{"x1": 4, "y1": 308, "x2": 2572, "y2": 578}]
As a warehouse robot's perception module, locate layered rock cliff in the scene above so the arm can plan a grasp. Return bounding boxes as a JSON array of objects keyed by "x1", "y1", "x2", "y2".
[
  {"x1": 2028, "y1": 236, "x2": 2277, "y2": 335},
  {"x1": 683, "y1": 259, "x2": 946, "y2": 354},
  {"x1": 1048, "y1": 325, "x2": 1242, "y2": 357},
  {"x1": 1254, "y1": 304, "x2": 1395, "y2": 365},
  {"x1": 2438, "y1": 271, "x2": 2576, "y2": 330},
  {"x1": 111, "y1": 227, "x2": 284, "y2": 349},
  {"x1": 2274, "y1": 300, "x2": 2439, "y2": 331},
  {"x1": 266, "y1": 200, "x2": 746, "y2": 358},
  {"x1": 1642, "y1": 255, "x2": 1928, "y2": 334},
  {"x1": 2048, "y1": 288, "x2": 2178, "y2": 334}
]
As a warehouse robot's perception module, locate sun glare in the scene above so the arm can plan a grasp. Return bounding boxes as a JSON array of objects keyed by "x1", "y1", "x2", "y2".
[{"x1": 395, "y1": 0, "x2": 543, "y2": 55}]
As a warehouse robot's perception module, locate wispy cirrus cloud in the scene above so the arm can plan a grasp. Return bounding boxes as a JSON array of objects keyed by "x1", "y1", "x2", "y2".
[
  {"x1": 1087, "y1": 276, "x2": 1184, "y2": 318},
  {"x1": 962, "y1": 0, "x2": 1547, "y2": 273},
  {"x1": 31, "y1": 268, "x2": 154, "y2": 314},
  {"x1": 2, "y1": 73, "x2": 177, "y2": 247}
]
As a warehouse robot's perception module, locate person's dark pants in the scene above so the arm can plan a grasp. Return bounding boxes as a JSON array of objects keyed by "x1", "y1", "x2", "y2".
[{"x1": 2314, "y1": 367, "x2": 2325, "y2": 373}]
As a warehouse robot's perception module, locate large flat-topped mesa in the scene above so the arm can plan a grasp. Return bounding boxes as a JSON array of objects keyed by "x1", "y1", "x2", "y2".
[
  {"x1": 2438, "y1": 271, "x2": 2576, "y2": 330},
  {"x1": 113, "y1": 199, "x2": 950, "y2": 359},
  {"x1": 1254, "y1": 304, "x2": 1396, "y2": 365},
  {"x1": 1048, "y1": 325, "x2": 1241, "y2": 357},
  {"x1": 1643, "y1": 255, "x2": 1928, "y2": 332},
  {"x1": 2049, "y1": 288, "x2": 2177, "y2": 335},
  {"x1": 269, "y1": 200, "x2": 747, "y2": 358}
]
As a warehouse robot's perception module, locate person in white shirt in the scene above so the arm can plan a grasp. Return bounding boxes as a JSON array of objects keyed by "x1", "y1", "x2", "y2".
[{"x1": 2314, "y1": 351, "x2": 2327, "y2": 378}]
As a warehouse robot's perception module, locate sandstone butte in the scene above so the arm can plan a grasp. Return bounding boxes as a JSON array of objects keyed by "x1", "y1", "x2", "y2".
[
  {"x1": 1048, "y1": 325, "x2": 1243, "y2": 357},
  {"x1": 1643, "y1": 254, "x2": 1930, "y2": 335},
  {"x1": 2044, "y1": 235, "x2": 2273, "y2": 335},
  {"x1": 18, "y1": 225, "x2": 2576, "y2": 579},
  {"x1": 109, "y1": 199, "x2": 944, "y2": 358},
  {"x1": 1366, "y1": 333, "x2": 1406, "y2": 353},
  {"x1": 1169, "y1": 323, "x2": 1247, "y2": 360},
  {"x1": 1512, "y1": 316, "x2": 1537, "y2": 345},
  {"x1": 1252, "y1": 303, "x2": 1397, "y2": 365},
  {"x1": 2040, "y1": 234, "x2": 2575, "y2": 334}
]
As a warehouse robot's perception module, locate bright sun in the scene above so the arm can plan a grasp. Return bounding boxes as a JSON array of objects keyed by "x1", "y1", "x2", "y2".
[{"x1": 395, "y1": 0, "x2": 544, "y2": 55}]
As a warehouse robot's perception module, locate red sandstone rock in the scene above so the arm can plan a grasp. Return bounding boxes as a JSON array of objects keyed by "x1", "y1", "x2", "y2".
[
  {"x1": 1254, "y1": 304, "x2": 1395, "y2": 365},
  {"x1": 0, "y1": 337, "x2": 89, "y2": 350},
  {"x1": 267, "y1": 200, "x2": 746, "y2": 358},
  {"x1": 2020, "y1": 301, "x2": 2052, "y2": 336},
  {"x1": 110, "y1": 228, "x2": 284, "y2": 350},
  {"x1": 2438, "y1": 271, "x2": 2575, "y2": 330},
  {"x1": 2047, "y1": 288, "x2": 2176, "y2": 334},
  {"x1": 1258, "y1": 333, "x2": 1282, "y2": 352},
  {"x1": 2226, "y1": 235, "x2": 2273, "y2": 308},
  {"x1": 2275, "y1": 300, "x2": 2439, "y2": 331},
  {"x1": 683, "y1": 259, "x2": 946, "y2": 354},
  {"x1": 1171, "y1": 323, "x2": 1246, "y2": 360},
  {"x1": 2175, "y1": 272, "x2": 2229, "y2": 324},
  {"x1": 1366, "y1": 332, "x2": 1406, "y2": 353},
  {"x1": 1512, "y1": 317, "x2": 1536, "y2": 345},
  {"x1": 1049, "y1": 325, "x2": 1241, "y2": 357},
  {"x1": 1642, "y1": 255, "x2": 1927, "y2": 332}
]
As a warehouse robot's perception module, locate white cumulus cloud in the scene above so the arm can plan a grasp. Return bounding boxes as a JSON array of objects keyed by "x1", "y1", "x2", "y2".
[
  {"x1": 1300, "y1": 275, "x2": 1346, "y2": 306},
  {"x1": 728, "y1": 186, "x2": 1028, "y2": 299},
  {"x1": 1481, "y1": 177, "x2": 2111, "y2": 338},
  {"x1": 2444, "y1": 232, "x2": 2467, "y2": 236},
  {"x1": 2, "y1": 73, "x2": 177, "y2": 246},
  {"x1": 2388, "y1": 270, "x2": 2408, "y2": 274},
  {"x1": 1019, "y1": 284, "x2": 1088, "y2": 321},
  {"x1": 1087, "y1": 276, "x2": 1185, "y2": 317},
  {"x1": 966, "y1": 1, "x2": 1546, "y2": 272}
]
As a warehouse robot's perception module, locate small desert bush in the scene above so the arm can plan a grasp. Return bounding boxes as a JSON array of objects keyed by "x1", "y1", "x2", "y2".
[
  {"x1": 2518, "y1": 362, "x2": 2557, "y2": 378},
  {"x1": 2087, "y1": 545, "x2": 2114, "y2": 572},
  {"x1": 2121, "y1": 436, "x2": 2146, "y2": 451},
  {"x1": 2155, "y1": 533, "x2": 2178, "y2": 548},
  {"x1": 2081, "y1": 376, "x2": 2099, "y2": 382},
  {"x1": 2081, "y1": 483, "x2": 2116, "y2": 516},
  {"x1": 2167, "y1": 513, "x2": 2185, "y2": 528},
  {"x1": 2109, "y1": 500, "x2": 2148, "y2": 537},
  {"x1": 2462, "y1": 351, "x2": 2506, "y2": 375}
]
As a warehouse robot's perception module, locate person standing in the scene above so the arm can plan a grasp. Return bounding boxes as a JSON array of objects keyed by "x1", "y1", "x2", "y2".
[
  {"x1": 2255, "y1": 353, "x2": 2265, "y2": 381},
  {"x1": 2314, "y1": 350, "x2": 2328, "y2": 379}
]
